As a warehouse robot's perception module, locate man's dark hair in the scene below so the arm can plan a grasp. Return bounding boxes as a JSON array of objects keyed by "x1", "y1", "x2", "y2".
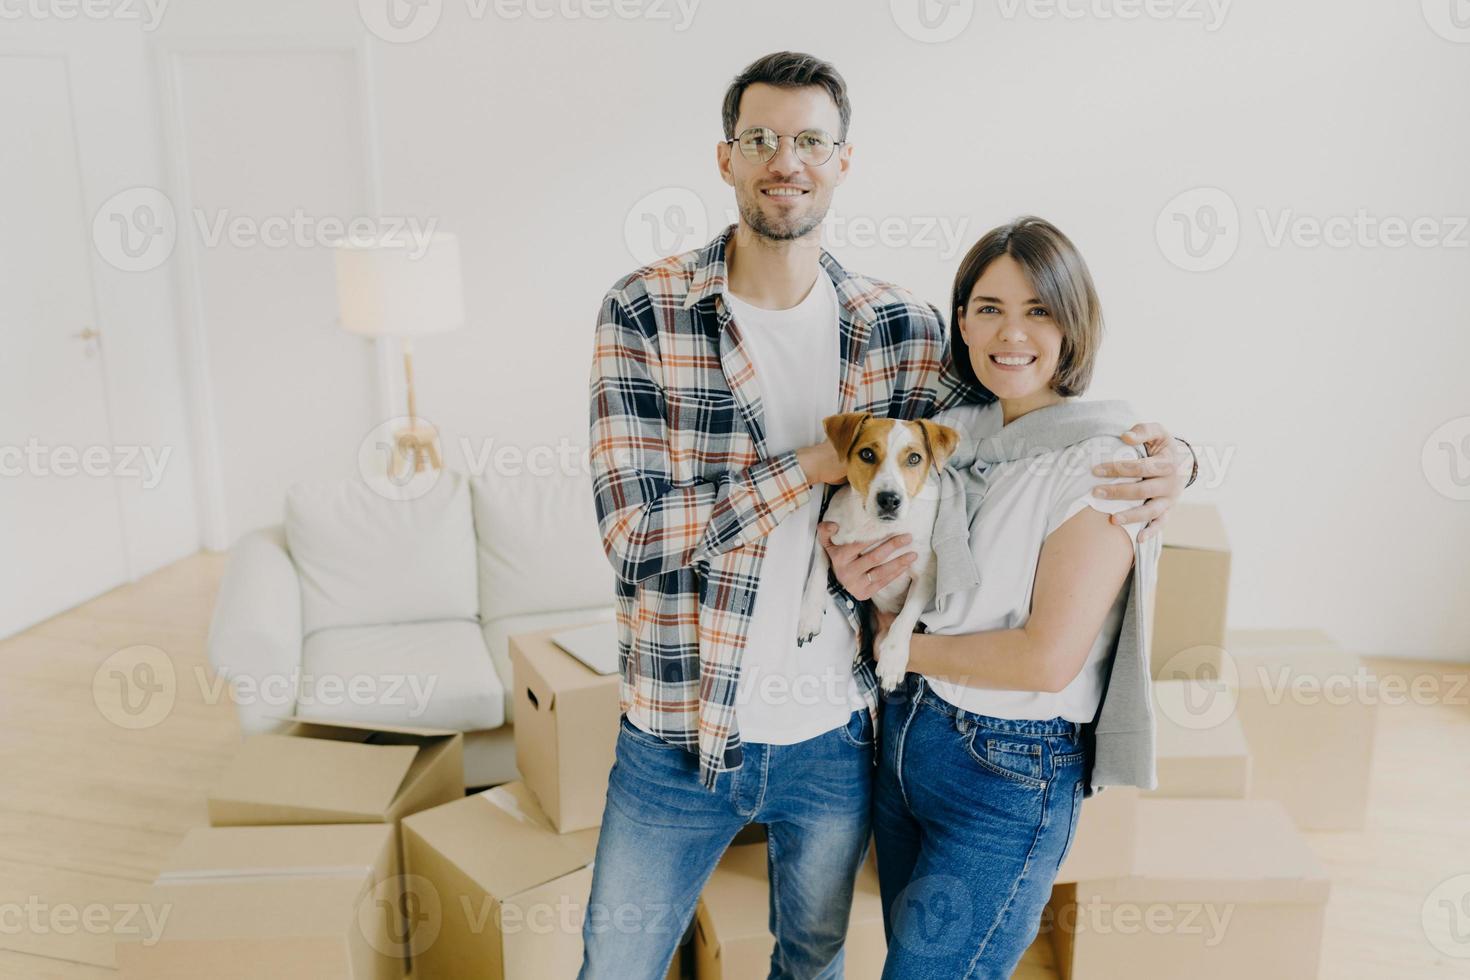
[{"x1": 721, "y1": 51, "x2": 851, "y2": 141}]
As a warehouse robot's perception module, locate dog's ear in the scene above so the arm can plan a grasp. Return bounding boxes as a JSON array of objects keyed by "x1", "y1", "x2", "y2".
[
  {"x1": 823, "y1": 412, "x2": 872, "y2": 458},
  {"x1": 917, "y1": 420, "x2": 961, "y2": 470}
]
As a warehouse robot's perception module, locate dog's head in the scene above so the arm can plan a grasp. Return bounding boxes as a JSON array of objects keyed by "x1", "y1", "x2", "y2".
[{"x1": 823, "y1": 413, "x2": 960, "y2": 523}]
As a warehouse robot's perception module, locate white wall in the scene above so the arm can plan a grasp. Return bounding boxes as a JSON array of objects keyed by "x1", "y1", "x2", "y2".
[{"x1": 23, "y1": 0, "x2": 1469, "y2": 659}]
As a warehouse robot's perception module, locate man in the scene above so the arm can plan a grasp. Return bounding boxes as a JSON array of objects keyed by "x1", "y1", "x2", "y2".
[{"x1": 580, "y1": 51, "x2": 1191, "y2": 979}]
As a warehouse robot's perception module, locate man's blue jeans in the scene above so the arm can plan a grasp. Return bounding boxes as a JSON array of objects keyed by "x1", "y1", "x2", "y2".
[
  {"x1": 578, "y1": 709, "x2": 875, "y2": 980},
  {"x1": 872, "y1": 677, "x2": 1088, "y2": 980}
]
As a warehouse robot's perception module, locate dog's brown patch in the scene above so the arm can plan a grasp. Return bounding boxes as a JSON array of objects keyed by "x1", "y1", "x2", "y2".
[{"x1": 822, "y1": 415, "x2": 960, "y2": 502}]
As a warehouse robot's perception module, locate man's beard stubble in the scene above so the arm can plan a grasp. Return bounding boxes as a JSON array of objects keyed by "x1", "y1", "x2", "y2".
[{"x1": 737, "y1": 190, "x2": 829, "y2": 243}]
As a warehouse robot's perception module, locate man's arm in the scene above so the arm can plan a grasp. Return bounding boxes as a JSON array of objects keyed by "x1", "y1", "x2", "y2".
[{"x1": 588, "y1": 291, "x2": 840, "y2": 584}]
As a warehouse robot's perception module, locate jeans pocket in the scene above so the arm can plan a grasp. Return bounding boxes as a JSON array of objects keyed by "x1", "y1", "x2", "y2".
[
  {"x1": 837, "y1": 709, "x2": 874, "y2": 748},
  {"x1": 618, "y1": 715, "x2": 684, "y2": 751},
  {"x1": 965, "y1": 733, "x2": 1046, "y2": 789}
]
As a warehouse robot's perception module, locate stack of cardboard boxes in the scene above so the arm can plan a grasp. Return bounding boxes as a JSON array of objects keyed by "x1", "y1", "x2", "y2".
[
  {"x1": 118, "y1": 718, "x2": 466, "y2": 978},
  {"x1": 396, "y1": 627, "x2": 625, "y2": 979},
  {"x1": 1042, "y1": 503, "x2": 1379, "y2": 979}
]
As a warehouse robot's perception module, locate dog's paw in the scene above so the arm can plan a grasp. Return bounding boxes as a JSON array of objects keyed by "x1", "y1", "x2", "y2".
[
  {"x1": 875, "y1": 636, "x2": 910, "y2": 692},
  {"x1": 796, "y1": 595, "x2": 826, "y2": 646}
]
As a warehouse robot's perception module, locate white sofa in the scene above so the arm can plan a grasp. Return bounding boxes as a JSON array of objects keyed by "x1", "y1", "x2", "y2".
[{"x1": 206, "y1": 469, "x2": 615, "y2": 787}]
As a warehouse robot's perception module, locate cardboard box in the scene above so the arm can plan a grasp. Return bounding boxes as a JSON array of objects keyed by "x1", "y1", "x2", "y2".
[
  {"x1": 401, "y1": 781, "x2": 599, "y2": 979},
  {"x1": 1056, "y1": 787, "x2": 1137, "y2": 885},
  {"x1": 117, "y1": 824, "x2": 400, "y2": 980},
  {"x1": 1046, "y1": 798, "x2": 1330, "y2": 980},
  {"x1": 510, "y1": 628, "x2": 621, "y2": 833},
  {"x1": 1227, "y1": 630, "x2": 1377, "y2": 830},
  {"x1": 1147, "y1": 680, "x2": 1251, "y2": 798},
  {"x1": 693, "y1": 843, "x2": 885, "y2": 980},
  {"x1": 1150, "y1": 504, "x2": 1230, "y2": 679},
  {"x1": 206, "y1": 717, "x2": 464, "y2": 878}
]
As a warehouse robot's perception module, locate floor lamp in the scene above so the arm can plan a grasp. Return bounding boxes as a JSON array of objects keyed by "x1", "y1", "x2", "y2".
[{"x1": 334, "y1": 233, "x2": 465, "y2": 479}]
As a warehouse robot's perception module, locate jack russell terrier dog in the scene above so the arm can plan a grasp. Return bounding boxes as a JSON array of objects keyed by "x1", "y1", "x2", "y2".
[{"x1": 797, "y1": 412, "x2": 961, "y2": 692}]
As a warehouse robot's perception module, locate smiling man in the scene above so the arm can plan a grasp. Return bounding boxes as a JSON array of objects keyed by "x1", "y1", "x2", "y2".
[{"x1": 581, "y1": 51, "x2": 1191, "y2": 979}]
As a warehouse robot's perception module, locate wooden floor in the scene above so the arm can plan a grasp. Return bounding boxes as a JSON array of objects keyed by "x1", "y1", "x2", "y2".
[{"x1": 1, "y1": 553, "x2": 1466, "y2": 978}]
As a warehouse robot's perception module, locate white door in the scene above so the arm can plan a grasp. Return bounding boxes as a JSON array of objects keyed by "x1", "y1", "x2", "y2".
[{"x1": 0, "y1": 54, "x2": 130, "y2": 638}]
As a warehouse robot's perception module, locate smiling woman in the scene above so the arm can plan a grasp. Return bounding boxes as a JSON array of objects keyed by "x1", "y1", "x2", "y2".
[{"x1": 949, "y1": 216, "x2": 1104, "y2": 423}]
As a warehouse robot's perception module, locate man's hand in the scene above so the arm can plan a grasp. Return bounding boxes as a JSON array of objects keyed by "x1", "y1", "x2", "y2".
[
  {"x1": 796, "y1": 441, "x2": 847, "y2": 488},
  {"x1": 819, "y1": 523, "x2": 916, "y2": 600},
  {"x1": 1091, "y1": 422, "x2": 1193, "y2": 541}
]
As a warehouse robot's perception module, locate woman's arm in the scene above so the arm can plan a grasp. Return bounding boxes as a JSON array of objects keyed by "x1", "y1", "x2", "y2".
[{"x1": 875, "y1": 506, "x2": 1136, "y2": 694}]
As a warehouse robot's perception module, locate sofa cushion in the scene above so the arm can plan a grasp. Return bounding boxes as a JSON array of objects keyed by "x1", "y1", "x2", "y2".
[
  {"x1": 481, "y1": 607, "x2": 616, "y2": 724},
  {"x1": 470, "y1": 472, "x2": 613, "y2": 623},
  {"x1": 299, "y1": 620, "x2": 505, "y2": 731},
  {"x1": 286, "y1": 472, "x2": 478, "y2": 635}
]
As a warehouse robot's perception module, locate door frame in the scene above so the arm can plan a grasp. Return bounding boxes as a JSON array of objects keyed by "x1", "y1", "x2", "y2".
[{"x1": 151, "y1": 33, "x2": 395, "y2": 551}]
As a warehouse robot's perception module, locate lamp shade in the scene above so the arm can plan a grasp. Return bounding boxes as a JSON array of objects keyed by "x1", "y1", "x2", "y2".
[{"x1": 333, "y1": 232, "x2": 465, "y2": 338}]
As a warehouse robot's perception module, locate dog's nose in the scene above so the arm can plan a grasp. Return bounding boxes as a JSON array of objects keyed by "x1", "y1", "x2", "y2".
[{"x1": 876, "y1": 490, "x2": 902, "y2": 513}]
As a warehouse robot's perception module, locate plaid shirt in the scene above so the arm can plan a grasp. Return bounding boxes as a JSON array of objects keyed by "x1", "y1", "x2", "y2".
[{"x1": 589, "y1": 224, "x2": 988, "y2": 788}]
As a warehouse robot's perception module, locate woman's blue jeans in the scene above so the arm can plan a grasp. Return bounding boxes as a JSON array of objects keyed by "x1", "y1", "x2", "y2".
[{"x1": 872, "y1": 676, "x2": 1088, "y2": 980}]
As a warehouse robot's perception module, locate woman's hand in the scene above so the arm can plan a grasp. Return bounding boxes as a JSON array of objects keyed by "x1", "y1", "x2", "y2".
[{"x1": 818, "y1": 523, "x2": 916, "y2": 600}]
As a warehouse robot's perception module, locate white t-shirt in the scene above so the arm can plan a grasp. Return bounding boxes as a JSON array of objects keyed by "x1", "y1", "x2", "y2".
[
  {"x1": 919, "y1": 401, "x2": 1142, "y2": 723},
  {"x1": 720, "y1": 273, "x2": 863, "y2": 745}
]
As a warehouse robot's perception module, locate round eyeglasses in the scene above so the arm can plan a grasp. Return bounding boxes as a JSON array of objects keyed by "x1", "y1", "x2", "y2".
[{"x1": 725, "y1": 127, "x2": 844, "y2": 167}]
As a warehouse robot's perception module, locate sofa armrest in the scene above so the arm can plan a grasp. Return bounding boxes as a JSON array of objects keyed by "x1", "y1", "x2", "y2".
[{"x1": 207, "y1": 525, "x2": 304, "y2": 734}]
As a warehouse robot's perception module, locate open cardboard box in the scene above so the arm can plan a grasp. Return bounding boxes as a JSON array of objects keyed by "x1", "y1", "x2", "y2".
[
  {"x1": 206, "y1": 716, "x2": 464, "y2": 878},
  {"x1": 401, "y1": 781, "x2": 600, "y2": 979},
  {"x1": 1046, "y1": 798, "x2": 1330, "y2": 980},
  {"x1": 509, "y1": 628, "x2": 621, "y2": 833},
  {"x1": 116, "y1": 824, "x2": 400, "y2": 980}
]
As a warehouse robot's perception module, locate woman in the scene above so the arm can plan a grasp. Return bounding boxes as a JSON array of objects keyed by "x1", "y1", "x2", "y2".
[{"x1": 833, "y1": 216, "x2": 1161, "y2": 978}]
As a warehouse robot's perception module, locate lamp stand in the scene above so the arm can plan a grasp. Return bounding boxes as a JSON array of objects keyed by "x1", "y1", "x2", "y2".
[{"x1": 390, "y1": 339, "x2": 441, "y2": 478}]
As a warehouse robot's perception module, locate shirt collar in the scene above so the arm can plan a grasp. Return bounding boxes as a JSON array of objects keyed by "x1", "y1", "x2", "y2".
[{"x1": 681, "y1": 223, "x2": 860, "y2": 318}]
